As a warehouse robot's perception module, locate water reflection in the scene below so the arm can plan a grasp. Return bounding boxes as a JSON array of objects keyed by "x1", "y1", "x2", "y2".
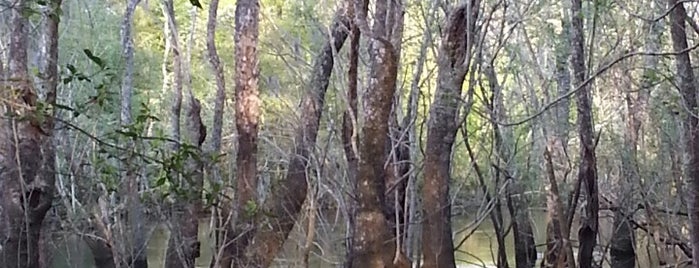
[{"x1": 50, "y1": 209, "x2": 662, "y2": 267}]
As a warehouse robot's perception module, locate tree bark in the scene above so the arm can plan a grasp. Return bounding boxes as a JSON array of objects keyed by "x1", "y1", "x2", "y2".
[
  {"x1": 242, "y1": 3, "x2": 353, "y2": 267},
  {"x1": 668, "y1": 0, "x2": 699, "y2": 266},
  {"x1": 207, "y1": 0, "x2": 226, "y2": 154},
  {"x1": 119, "y1": 0, "x2": 147, "y2": 267},
  {"x1": 570, "y1": 0, "x2": 599, "y2": 266},
  {"x1": 161, "y1": 0, "x2": 183, "y2": 150},
  {"x1": 213, "y1": 0, "x2": 261, "y2": 267},
  {"x1": 0, "y1": 0, "x2": 59, "y2": 266},
  {"x1": 342, "y1": 1, "x2": 361, "y2": 266},
  {"x1": 421, "y1": 2, "x2": 478, "y2": 267},
  {"x1": 0, "y1": 0, "x2": 56, "y2": 267},
  {"x1": 165, "y1": 96, "x2": 205, "y2": 268}
]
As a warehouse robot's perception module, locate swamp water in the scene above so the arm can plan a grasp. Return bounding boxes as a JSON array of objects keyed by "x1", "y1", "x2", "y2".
[{"x1": 50, "y1": 210, "x2": 666, "y2": 267}]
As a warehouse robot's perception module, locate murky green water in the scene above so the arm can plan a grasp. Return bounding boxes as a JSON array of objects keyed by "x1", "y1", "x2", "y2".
[{"x1": 49, "y1": 209, "x2": 663, "y2": 267}]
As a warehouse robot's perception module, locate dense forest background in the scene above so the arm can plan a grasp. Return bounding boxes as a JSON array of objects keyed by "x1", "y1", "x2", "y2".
[{"x1": 0, "y1": 0, "x2": 698, "y2": 267}]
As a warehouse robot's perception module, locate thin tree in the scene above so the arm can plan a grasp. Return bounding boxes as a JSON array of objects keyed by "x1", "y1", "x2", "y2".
[
  {"x1": 242, "y1": 1, "x2": 355, "y2": 266},
  {"x1": 667, "y1": 0, "x2": 699, "y2": 265},
  {"x1": 119, "y1": 0, "x2": 147, "y2": 267},
  {"x1": 570, "y1": 0, "x2": 599, "y2": 266}
]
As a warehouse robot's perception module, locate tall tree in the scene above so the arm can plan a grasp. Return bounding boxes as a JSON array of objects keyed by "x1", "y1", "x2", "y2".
[
  {"x1": 216, "y1": 0, "x2": 261, "y2": 266},
  {"x1": 0, "y1": 0, "x2": 58, "y2": 266},
  {"x1": 342, "y1": 0, "x2": 362, "y2": 266},
  {"x1": 571, "y1": 0, "x2": 599, "y2": 266},
  {"x1": 243, "y1": 2, "x2": 355, "y2": 267},
  {"x1": 350, "y1": 0, "x2": 404, "y2": 266},
  {"x1": 164, "y1": 3, "x2": 204, "y2": 267},
  {"x1": 37, "y1": 0, "x2": 62, "y2": 266},
  {"x1": 610, "y1": 2, "x2": 662, "y2": 266},
  {"x1": 668, "y1": 0, "x2": 699, "y2": 265},
  {"x1": 119, "y1": 0, "x2": 147, "y2": 267},
  {"x1": 421, "y1": 1, "x2": 479, "y2": 267}
]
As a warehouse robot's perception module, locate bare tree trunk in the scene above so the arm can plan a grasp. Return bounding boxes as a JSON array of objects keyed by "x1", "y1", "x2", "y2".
[
  {"x1": 239, "y1": 3, "x2": 352, "y2": 267},
  {"x1": 214, "y1": 0, "x2": 261, "y2": 266},
  {"x1": 542, "y1": 9, "x2": 573, "y2": 268},
  {"x1": 205, "y1": 1, "x2": 228, "y2": 266},
  {"x1": 165, "y1": 95, "x2": 206, "y2": 268},
  {"x1": 165, "y1": 4, "x2": 203, "y2": 268},
  {"x1": 37, "y1": 0, "x2": 62, "y2": 266},
  {"x1": 0, "y1": 0, "x2": 60, "y2": 266},
  {"x1": 161, "y1": 0, "x2": 182, "y2": 150},
  {"x1": 0, "y1": 0, "x2": 56, "y2": 266},
  {"x1": 570, "y1": 0, "x2": 599, "y2": 266},
  {"x1": 207, "y1": 0, "x2": 226, "y2": 154},
  {"x1": 119, "y1": 0, "x2": 147, "y2": 267},
  {"x1": 342, "y1": 1, "x2": 361, "y2": 266},
  {"x1": 349, "y1": 0, "x2": 407, "y2": 266},
  {"x1": 421, "y1": 2, "x2": 478, "y2": 267},
  {"x1": 667, "y1": 0, "x2": 699, "y2": 266}
]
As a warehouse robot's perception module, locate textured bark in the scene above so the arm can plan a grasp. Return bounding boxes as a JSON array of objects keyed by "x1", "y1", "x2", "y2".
[
  {"x1": 668, "y1": 0, "x2": 699, "y2": 266},
  {"x1": 37, "y1": 1, "x2": 62, "y2": 266},
  {"x1": 542, "y1": 11, "x2": 572, "y2": 268},
  {"x1": 0, "y1": 0, "x2": 55, "y2": 267},
  {"x1": 119, "y1": 0, "x2": 147, "y2": 267},
  {"x1": 165, "y1": 96, "x2": 205, "y2": 268},
  {"x1": 205, "y1": 0, "x2": 227, "y2": 266},
  {"x1": 342, "y1": 1, "x2": 361, "y2": 266},
  {"x1": 242, "y1": 3, "x2": 352, "y2": 267},
  {"x1": 350, "y1": 0, "x2": 405, "y2": 266},
  {"x1": 214, "y1": 0, "x2": 261, "y2": 267},
  {"x1": 161, "y1": 0, "x2": 183, "y2": 150},
  {"x1": 207, "y1": 0, "x2": 226, "y2": 154},
  {"x1": 421, "y1": 2, "x2": 478, "y2": 267},
  {"x1": 571, "y1": 0, "x2": 599, "y2": 266}
]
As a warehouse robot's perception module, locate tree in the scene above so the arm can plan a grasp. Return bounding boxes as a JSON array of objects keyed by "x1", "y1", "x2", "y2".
[
  {"x1": 118, "y1": 0, "x2": 148, "y2": 267},
  {"x1": 0, "y1": 0, "x2": 58, "y2": 266},
  {"x1": 349, "y1": 0, "x2": 405, "y2": 266},
  {"x1": 570, "y1": 0, "x2": 599, "y2": 266},
  {"x1": 215, "y1": 0, "x2": 261, "y2": 266},
  {"x1": 422, "y1": 2, "x2": 479, "y2": 267},
  {"x1": 668, "y1": 0, "x2": 699, "y2": 265},
  {"x1": 240, "y1": 2, "x2": 355, "y2": 267}
]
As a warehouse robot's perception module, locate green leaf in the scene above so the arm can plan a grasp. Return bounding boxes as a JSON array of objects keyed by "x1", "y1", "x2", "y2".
[
  {"x1": 83, "y1": 49, "x2": 105, "y2": 68},
  {"x1": 66, "y1": 64, "x2": 77, "y2": 74},
  {"x1": 189, "y1": 0, "x2": 202, "y2": 8}
]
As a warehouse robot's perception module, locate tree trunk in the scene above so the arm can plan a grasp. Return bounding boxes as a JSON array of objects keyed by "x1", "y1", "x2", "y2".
[
  {"x1": 214, "y1": 0, "x2": 261, "y2": 266},
  {"x1": 207, "y1": 0, "x2": 226, "y2": 154},
  {"x1": 0, "y1": 0, "x2": 58, "y2": 266},
  {"x1": 570, "y1": 0, "x2": 599, "y2": 266},
  {"x1": 241, "y1": 3, "x2": 353, "y2": 267},
  {"x1": 119, "y1": 0, "x2": 147, "y2": 267},
  {"x1": 165, "y1": 96, "x2": 205, "y2": 268},
  {"x1": 37, "y1": 0, "x2": 62, "y2": 266},
  {"x1": 421, "y1": 2, "x2": 478, "y2": 267},
  {"x1": 342, "y1": 1, "x2": 361, "y2": 266},
  {"x1": 542, "y1": 11, "x2": 573, "y2": 268},
  {"x1": 667, "y1": 0, "x2": 699, "y2": 266},
  {"x1": 164, "y1": 5, "x2": 203, "y2": 267},
  {"x1": 350, "y1": 0, "x2": 405, "y2": 266},
  {"x1": 0, "y1": 0, "x2": 55, "y2": 266}
]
